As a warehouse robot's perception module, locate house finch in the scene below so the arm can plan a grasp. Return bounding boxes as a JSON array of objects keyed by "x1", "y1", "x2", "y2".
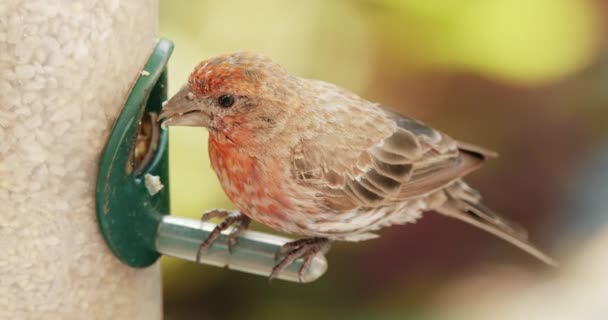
[{"x1": 159, "y1": 52, "x2": 557, "y2": 282}]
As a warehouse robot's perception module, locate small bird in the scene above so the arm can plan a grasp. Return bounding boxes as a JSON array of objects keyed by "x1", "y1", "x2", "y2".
[{"x1": 159, "y1": 52, "x2": 557, "y2": 282}]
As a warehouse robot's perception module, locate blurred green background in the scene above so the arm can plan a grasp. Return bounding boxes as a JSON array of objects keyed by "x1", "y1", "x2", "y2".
[{"x1": 159, "y1": 0, "x2": 608, "y2": 319}]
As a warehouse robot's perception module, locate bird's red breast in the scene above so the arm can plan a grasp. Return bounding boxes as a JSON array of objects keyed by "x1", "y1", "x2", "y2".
[{"x1": 207, "y1": 133, "x2": 295, "y2": 229}]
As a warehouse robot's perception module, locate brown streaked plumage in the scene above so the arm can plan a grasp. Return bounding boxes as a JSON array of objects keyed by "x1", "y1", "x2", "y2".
[{"x1": 159, "y1": 52, "x2": 557, "y2": 282}]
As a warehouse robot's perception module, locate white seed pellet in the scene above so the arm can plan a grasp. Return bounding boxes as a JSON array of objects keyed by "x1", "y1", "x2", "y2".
[{"x1": 144, "y1": 173, "x2": 164, "y2": 196}]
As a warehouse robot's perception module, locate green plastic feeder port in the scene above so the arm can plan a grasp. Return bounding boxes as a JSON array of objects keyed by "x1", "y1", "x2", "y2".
[{"x1": 95, "y1": 39, "x2": 327, "y2": 283}]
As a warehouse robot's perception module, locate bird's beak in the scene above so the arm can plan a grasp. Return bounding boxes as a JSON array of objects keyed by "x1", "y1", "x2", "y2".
[{"x1": 158, "y1": 85, "x2": 212, "y2": 128}]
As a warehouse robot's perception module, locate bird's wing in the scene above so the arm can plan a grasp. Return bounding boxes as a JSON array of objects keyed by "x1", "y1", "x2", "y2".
[
  {"x1": 291, "y1": 103, "x2": 558, "y2": 266},
  {"x1": 291, "y1": 105, "x2": 495, "y2": 212}
]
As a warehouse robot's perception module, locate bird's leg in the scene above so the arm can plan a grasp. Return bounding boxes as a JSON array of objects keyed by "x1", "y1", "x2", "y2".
[
  {"x1": 270, "y1": 237, "x2": 330, "y2": 284},
  {"x1": 196, "y1": 209, "x2": 251, "y2": 262}
]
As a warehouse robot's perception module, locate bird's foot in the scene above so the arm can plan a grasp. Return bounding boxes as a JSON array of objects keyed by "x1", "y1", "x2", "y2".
[
  {"x1": 270, "y1": 237, "x2": 330, "y2": 284},
  {"x1": 196, "y1": 209, "x2": 251, "y2": 262}
]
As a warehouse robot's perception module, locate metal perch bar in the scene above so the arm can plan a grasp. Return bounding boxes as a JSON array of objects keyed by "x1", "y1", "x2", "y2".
[{"x1": 155, "y1": 215, "x2": 328, "y2": 283}]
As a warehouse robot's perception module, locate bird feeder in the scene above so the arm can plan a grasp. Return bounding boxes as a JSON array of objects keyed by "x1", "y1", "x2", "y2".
[{"x1": 95, "y1": 39, "x2": 328, "y2": 282}]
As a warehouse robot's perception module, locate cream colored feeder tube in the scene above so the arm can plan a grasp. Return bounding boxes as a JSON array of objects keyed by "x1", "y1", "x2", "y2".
[{"x1": 0, "y1": 0, "x2": 161, "y2": 319}]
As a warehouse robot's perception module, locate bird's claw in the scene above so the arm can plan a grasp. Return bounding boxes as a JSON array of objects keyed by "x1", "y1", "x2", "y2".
[
  {"x1": 196, "y1": 209, "x2": 251, "y2": 263},
  {"x1": 269, "y1": 237, "x2": 330, "y2": 284}
]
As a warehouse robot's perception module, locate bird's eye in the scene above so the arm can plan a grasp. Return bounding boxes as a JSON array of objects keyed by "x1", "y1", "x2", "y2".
[{"x1": 218, "y1": 94, "x2": 235, "y2": 108}]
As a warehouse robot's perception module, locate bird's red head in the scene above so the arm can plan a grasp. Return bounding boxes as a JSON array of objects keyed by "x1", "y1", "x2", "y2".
[
  {"x1": 159, "y1": 52, "x2": 300, "y2": 148},
  {"x1": 188, "y1": 53, "x2": 270, "y2": 98}
]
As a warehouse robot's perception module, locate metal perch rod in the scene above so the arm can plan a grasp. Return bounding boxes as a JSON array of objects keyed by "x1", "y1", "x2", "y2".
[{"x1": 156, "y1": 215, "x2": 328, "y2": 283}]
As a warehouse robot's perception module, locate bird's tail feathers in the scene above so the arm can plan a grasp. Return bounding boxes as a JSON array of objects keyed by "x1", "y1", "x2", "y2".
[{"x1": 438, "y1": 182, "x2": 558, "y2": 267}]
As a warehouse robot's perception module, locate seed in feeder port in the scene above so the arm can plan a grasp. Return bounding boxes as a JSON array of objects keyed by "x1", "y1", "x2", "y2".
[
  {"x1": 140, "y1": 70, "x2": 150, "y2": 76},
  {"x1": 144, "y1": 174, "x2": 164, "y2": 196}
]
